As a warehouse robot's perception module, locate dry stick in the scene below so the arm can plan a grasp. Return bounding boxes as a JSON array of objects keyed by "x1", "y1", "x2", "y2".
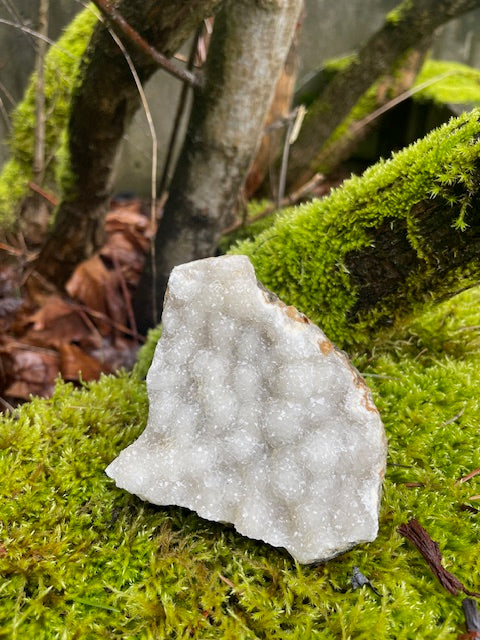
[
  {"x1": 102, "y1": 24, "x2": 159, "y2": 325},
  {"x1": 0, "y1": 0, "x2": 35, "y2": 45},
  {"x1": 458, "y1": 468, "x2": 480, "y2": 484},
  {"x1": 0, "y1": 95, "x2": 11, "y2": 132},
  {"x1": 351, "y1": 70, "x2": 458, "y2": 135},
  {"x1": 33, "y1": 0, "x2": 48, "y2": 186},
  {"x1": 222, "y1": 172, "x2": 324, "y2": 236},
  {"x1": 110, "y1": 250, "x2": 139, "y2": 343},
  {"x1": 398, "y1": 519, "x2": 480, "y2": 598},
  {"x1": 73, "y1": 303, "x2": 145, "y2": 342},
  {"x1": 0, "y1": 17, "x2": 69, "y2": 51},
  {"x1": 90, "y1": 0, "x2": 200, "y2": 90},
  {"x1": 158, "y1": 24, "x2": 202, "y2": 198},
  {"x1": 440, "y1": 407, "x2": 466, "y2": 428},
  {"x1": 27, "y1": 181, "x2": 58, "y2": 206},
  {"x1": 276, "y1": 115, "x2": 295, "y2": 208}
]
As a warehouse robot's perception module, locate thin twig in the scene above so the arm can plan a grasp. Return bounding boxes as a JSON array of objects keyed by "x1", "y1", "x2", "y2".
[
  {"x1": 0, "y1": 396, "x2": 14, "y2": 412},
  {"x1": 439, "y1": 407, "x2": 465, "y2": 428},
  {"x1": 74, "y1": 304, "x2": 145, "y2": 342},
  {"x1": 110, "y1": 250, "x2": 139, "y2": 343},
  {"x1": 33, "y1": 0, "x2": 49, "y2": 186},
  {"x1": 277, "y1": 116, "x2": 295, "y2": 208},
  {"x1": 27, "y1": 181, "x2": 58, "y2": 206},
  {"x1": 458, "y1": 468, "x2": 480, "y2": 485},
  {"x1": 103, "y1": 23, "x2": 159, "y2": 325},
  {"x1": 398, "y1": 519, "x2": 480, "y2": 598},
  {"x1": 91, "y1": 0, "x2": 201, "y2": 89},
  {"x1": 0, "y1": 17, "x2": 71, "y2": 53},
  {"x1": 0, "y1": 0, "x2": 35, "y2": 46},
  {"x1": 0, "y1": 95, "x2": 11, "y2": 132},
  {"x1": 218, "y1": 574, "x2": 236, "y2": 590},
  {"x1": 222, "y1": 172, "x2": 324, "y2": 236},
  {"x1": 351, "y1": 70, "x2": 458, "y2": 135},
  {"x1": 460, "y1": 598, "x2": 480, "y2": 638},
  {"x1": 158, "y1": 24, "x2": 202, "y2": 197}
]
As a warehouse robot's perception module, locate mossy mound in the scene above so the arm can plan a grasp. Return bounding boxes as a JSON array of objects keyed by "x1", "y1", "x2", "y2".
[{"x1": 1, "y1": 288, "x2": 479, "y2": 638}]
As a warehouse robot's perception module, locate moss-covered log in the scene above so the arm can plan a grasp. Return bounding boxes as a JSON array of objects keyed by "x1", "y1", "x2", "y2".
[
  {"x1": 286, "y1": 0, "x2": 480, "y2": 190},
  {"x1": 232, "y1": 109, "x2": 480, "y2": 350},
  {"x1": 34, "y1": 0, "x2": 221, "y2": 287}
]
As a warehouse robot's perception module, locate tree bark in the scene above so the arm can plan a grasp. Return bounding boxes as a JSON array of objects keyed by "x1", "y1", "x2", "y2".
[
  {"x1": 35, "y1": 0, "x2": 221, "y2": 286},
  {"x1": 286, "y1": 0, "x2": 480, "y2": 190},
  {"x1": 135, "y1": 0, "x2": 304, "y2": 330}
]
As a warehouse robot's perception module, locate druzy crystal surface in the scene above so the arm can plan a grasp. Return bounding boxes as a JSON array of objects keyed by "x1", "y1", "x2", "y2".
[{"x1": 106, "y1": 255, "x2": 387, "y2": 563}]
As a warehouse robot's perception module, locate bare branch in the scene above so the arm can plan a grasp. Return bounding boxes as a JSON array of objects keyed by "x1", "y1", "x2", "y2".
[
  {"x1": 158, "y1": 25, "x2": 202, "y2": 197},
  {"x1": 91, "y1": 0, "x2": 201, "y2": 89},
  {"x1": 0, "y1": 17, "x2": 67, "y2": 52},
  {"x1": 102, "y1": 18, "x2": 160, "y2": 324},
  {"x1": 33, "y1": 0, "x2": 49, "y2": 184},
  {"x1": 222, "y1": 172, "x2": 325, "y2": 236}
]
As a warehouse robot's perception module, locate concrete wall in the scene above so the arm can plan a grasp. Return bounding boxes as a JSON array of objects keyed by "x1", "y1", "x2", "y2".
[{"x1": 1, "y1": 0, "x2": 479, "y2": 195}]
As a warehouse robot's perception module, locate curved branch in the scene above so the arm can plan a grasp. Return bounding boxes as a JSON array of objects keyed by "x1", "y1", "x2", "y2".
[{"x1": 91, "y1": 0, "x2": 201, "y2": 89}]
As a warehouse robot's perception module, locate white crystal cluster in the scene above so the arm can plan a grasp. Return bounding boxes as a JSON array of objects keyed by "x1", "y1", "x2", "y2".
[{"x1": 106, "y1": 255, "x2": 387, "y2": 563}]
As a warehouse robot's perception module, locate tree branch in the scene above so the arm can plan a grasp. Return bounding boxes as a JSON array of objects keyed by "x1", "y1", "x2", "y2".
[
  {"x1": 286, "y1": 0, "x2": 480, "y2": 189},
  {"x1": 91, "y1": 0, "x2": 201, "y2": 89}
]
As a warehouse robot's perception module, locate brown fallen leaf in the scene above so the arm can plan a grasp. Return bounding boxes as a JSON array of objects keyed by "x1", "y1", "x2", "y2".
[
  {"x1": 1, "y1": 340, "x2": 59, "y2": 399},
  {"x1": 66, "y1": 254, "x2": 126, "y2": 335},
  {"x1": 58, "y1": 343, "x2": 109, "y2": 381},
  {"x1": 100, "y1": 234, "x2": 146, "y2": 287},
  {"x1": 398, "y1": 519, "x2": 480, "y2": 598},
  {"x1": 26, "y1": 295, "x2": 95, "y2": 348},
  {"x1": 104, "y1": 203, "x2": 152, "y2": 253}
]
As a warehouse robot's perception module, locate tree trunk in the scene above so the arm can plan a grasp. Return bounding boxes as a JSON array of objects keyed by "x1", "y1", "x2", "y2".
[
  {"x1": 135, "y1": 0, "x2": 303, "y2": 330},
  {"x1": 35, "y1": 0, "x2": 221, "y2": 286},
  {"x1": 286, "y1": 0, "x2": 480, "y2": 190}
]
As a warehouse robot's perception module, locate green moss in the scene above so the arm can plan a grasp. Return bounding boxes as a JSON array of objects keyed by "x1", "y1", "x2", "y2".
[
  {"x1": 135, "y1": 325, "x2": 163, "y2": 379},
  {"x1": 413, "y1": 59, "x2": 480, "y2": 105},
  {"x1": 231, "y1": 109, "x2": 480, "y2": 349},
  {"x1": 0, "y1": 6, "x2": 98, "y2": 229},
  {"x1": 1, "y1": 284, "x2": 480, "y2": 637},
  {"x1": 386, "y1": 0, "x2": 414, "y2": 25}
]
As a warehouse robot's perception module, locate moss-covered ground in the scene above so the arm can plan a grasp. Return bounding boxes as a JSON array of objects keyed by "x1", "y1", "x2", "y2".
[{"x1": 1, "y1": 280, "x2": 479, "y2": 638}]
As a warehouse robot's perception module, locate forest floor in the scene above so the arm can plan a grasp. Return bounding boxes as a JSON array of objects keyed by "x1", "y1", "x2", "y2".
[
  {"x1": 0, "y1": 198, "x2": 152, "y2": 409},
  {"x1": 0, "y1": 171, "x2": 349, "y2": 410}
]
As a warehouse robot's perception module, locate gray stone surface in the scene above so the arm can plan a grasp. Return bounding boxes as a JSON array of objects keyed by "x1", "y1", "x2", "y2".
[{"x1": 106, "y1": 255, "x2": 387, "y2": 563}]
